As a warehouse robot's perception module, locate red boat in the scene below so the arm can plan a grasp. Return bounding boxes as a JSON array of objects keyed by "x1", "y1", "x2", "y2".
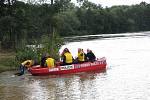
[{"x1": 28, "y1": 57, "x2": 107, "y2": 76}]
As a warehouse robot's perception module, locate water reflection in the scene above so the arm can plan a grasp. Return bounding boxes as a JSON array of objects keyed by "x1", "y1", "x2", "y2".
[
  {"x1": 3, "y1": 70, "x2": 99, "y2": 100},
  {"x1": 0, "y1": 70, "x2": 107, "y2": 100},
  {"x1": 24, "y1": 80, "x2": 49, "y2": 100},
  {"x1": 52, "y1": 71, "x2": 106, "y2": 100},
  {"x1": 27, "y1": 70, "x2": 105, "y2": 100}
]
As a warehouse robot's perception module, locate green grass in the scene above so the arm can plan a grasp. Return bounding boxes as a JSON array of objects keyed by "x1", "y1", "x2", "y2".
[{"x1": 0, "y1": 51, "x2": 17, "y2": 72}]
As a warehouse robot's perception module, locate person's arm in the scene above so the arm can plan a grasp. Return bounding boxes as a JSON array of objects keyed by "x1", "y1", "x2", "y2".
[
  {"x1": 84, "y1": 53, "x2": 87, "y2": 61},
  {"x1": 41, "y1": 57, "x2": 46, "y2": 66},
  {"x1": 19, "y1": 64, "x2": 25, "y2": 75},
  {"x1": 86, "y1": 53, "x2": 89, "y2": 60},
  {"x1": 54, "y1": 60, "x2": 56, "y2": 66},
  {"x1": 72, "y1": 56, "x2": 74, "y2": 61},
  {"x1": 93, "y1": 53, "x2": 96, "y2": 59},
  {"x1": 44, "y1": 60, "x2": 47, "y2": 67},
  {"x1": 63, "y1": 55, "x2": 66, "y2": 63},
  {"x1": 91, "y1": 53, "x2": 96, "y2": 60}
]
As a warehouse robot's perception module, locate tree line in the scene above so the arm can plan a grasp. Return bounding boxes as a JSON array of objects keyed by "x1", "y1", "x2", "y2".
[{"x1": 0, "y1": 0, "x2": 150, "y2": 50}]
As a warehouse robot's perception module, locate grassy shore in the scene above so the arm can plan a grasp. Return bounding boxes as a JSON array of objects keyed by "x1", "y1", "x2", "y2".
[{"x1": 0, "y1": 51, "x2": 17, "y2": 72}]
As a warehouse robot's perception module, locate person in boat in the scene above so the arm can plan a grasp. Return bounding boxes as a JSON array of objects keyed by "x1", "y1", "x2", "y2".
[
  {"x1": 41, "y1": 52, "x2": 49, "y2": 67},
  {"x1": 86, "y1": 49, "x2": 96, "y2": 62},
  {"x1": 17, "y1": 59, "x2": 34, "y2": 76},
  {"x1": 77, "y1": 48, "x2": 85, "y2": 63},
  {"x1": 61, "y1": 48, "x2": 73, "y2": 65},
  {"x1": 45, "y1": 55, "x2": 55, "y2": 68},
  {"x1": 82, "y1": 49, "x2": 88, "y2": 62}
]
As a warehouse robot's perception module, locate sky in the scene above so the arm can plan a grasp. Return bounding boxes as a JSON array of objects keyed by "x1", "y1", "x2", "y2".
[
  {"x1": 72, "y1": 0, "x2": 150, "y2": 7},
  {"x1": 20, "y1": 0, "x2": 150, "y2": 7}
]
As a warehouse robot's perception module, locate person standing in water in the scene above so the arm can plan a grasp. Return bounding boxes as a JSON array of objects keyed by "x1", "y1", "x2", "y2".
[{"x1": 17, "y1": 59, "x2": 34, "y2": 76}]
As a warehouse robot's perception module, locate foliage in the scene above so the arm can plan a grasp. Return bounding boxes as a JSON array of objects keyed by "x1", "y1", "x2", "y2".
[
  {"x1": 0, "y1": 0, "x2": 150, "y2": 50},
  {"x1": 15, "y1": 33, "x2": 63, "y2": 66},
  {"x1": 0, "y1": 52, "x2": 16, "y2": 72},
  {"x1": 15, "y1": 47, "x2": 38, "y2": 62},
  {"x1": 40, "y1": 34, "x2": 63, "y2": 60},
  {"x1": 1, "y1": 0, "x2": 150, "y2": 71}
]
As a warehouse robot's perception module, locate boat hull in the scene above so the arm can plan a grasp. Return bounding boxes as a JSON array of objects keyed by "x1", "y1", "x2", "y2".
[{"x1": 28, "y1": 57, "x2": 107, "y2": 76}]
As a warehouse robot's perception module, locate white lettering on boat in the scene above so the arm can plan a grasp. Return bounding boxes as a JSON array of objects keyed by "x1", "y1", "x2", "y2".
[
  {"x1": 49, "y1": 68, "x2": 59, "y2": 72},
  {"x1": 74, "y1": 63, "x2": 91, "y2": 69},
  {"x1": 91, "y1": 61, "x2": 100, "y2": 66},
  {"x1": 60, "y1": 65, "x2": 74, "y2": 70},
  {"x1": 74, "y1": 60, "x2": 106, "y2": 69}
]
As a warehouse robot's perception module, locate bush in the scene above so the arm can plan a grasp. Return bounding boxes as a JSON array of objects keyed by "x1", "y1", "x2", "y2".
[
  {"x1": 15, "y1": 34, "x2": 64, "y2": 66},
  {"x1": 16, "y1": 48, "x2": 38, "y2": 62}
]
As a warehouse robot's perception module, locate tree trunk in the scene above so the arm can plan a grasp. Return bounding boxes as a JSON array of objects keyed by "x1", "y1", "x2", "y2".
[{"x1": 51, "y1": 0, "x2": 53, "y2": 5}]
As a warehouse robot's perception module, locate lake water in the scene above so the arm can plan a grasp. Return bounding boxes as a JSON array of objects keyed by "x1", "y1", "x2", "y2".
[{"x1": 1, "y1": 32, "x2": 150, "y2": 100}]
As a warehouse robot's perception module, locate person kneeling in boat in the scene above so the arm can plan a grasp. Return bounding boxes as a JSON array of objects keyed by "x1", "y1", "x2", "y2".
[
  {"x1": 86, "y1": 49, "x2": 96, "y2": 62},
  {"x1": 45, "y1": 56, "x2": 55, "y2": 68},
  {"x1": 17, "y1": 59, "x2": 34, "y2": 76},
  {"x1": 77, "y1": 48, "x2": 85, "y2": 63},
  {"x1": 61, "y1": 48, "x2": 73, "y2": 65},
  {"x1": 40, "y1": 52, "x2": 49, "y2": 67}
]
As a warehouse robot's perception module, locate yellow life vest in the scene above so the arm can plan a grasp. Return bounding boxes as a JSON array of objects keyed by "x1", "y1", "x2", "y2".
[
  {"x1": 64, "y1": 52, "x2": 73, "y2": 63},
  {"x1": 21, "y1": 60, "x2": 33, "y2": 68},
  {"x1": 46, "y1": 58, "x2": 55, "y2": 68},
  {"x1": 78, "y1": 52, "x2": 85, "y2": 62}
]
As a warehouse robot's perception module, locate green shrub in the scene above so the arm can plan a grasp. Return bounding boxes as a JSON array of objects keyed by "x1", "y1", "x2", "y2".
[
  {"x1": 16, "y1": 48, "x2": 38, "y2": 62},
  {"x1": 15, "y1": 34, "x2": 63, "y2": 65},
  {"x1": 0, "y1": 54, "x2": 17, "y2": 71}
]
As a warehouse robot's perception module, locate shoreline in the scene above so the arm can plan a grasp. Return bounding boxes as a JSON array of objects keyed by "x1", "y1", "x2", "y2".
[{"x1": 0, "y1": 51, "x2": 17, "y2": 73}]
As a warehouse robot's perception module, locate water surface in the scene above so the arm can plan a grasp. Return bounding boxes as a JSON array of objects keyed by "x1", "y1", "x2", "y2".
[{"x1": 1, "y1": 32, "x2": 150, "y2": 100}]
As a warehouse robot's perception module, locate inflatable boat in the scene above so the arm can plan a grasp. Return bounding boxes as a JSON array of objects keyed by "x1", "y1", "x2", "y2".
[{"x1": 28, "y1": 57, "x2": 107, "y2": 76}]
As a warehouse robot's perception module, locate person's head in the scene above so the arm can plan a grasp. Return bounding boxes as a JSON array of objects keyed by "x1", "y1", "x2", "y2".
[
  {"x1": 87, "y1": 49, "x2": 91, "y2": 53},
  {"x1": 47, "y1": 55, "x2": 51, "y2": 58},
  {"x1": 26, "y1": 62, "x2": 30, "y2": 65},
  {"x1": 81, "y1": 49, "x2": 85, "y2": 53},
  {"x1": 33, "y1": 59, "x2": 38, "y2": 65},
  {"x1": 63, "y1": 48, "x2": 70, "y2": 53},
  {"x1": 42, "y1": 52, "x2": 49, "y2": 58},
  {"x1": 78, "y1": 48, "x2": 82, "y2": 52}
]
